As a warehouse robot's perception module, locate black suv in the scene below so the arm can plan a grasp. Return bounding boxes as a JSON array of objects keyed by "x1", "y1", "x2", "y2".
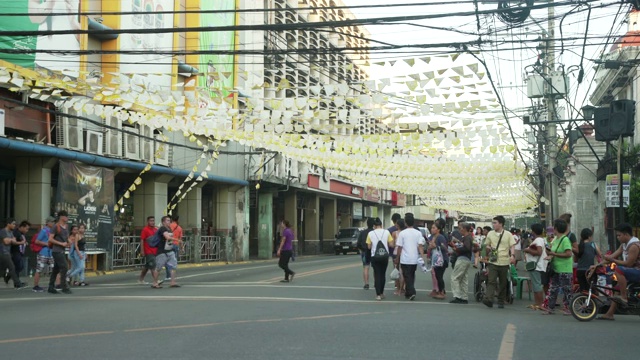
[{"x1": 333, "y1": 227, "x2": 364, "y2": 255}]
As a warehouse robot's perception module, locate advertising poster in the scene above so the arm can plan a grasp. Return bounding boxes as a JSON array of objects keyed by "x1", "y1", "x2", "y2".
[
  {"x1": 199, "y1": 0, "x2": 236, "y2": 98},
  {"x1": 605, "y1": 174, "x2": 630, "y2": 208},
  {"x1": 0, "y1": 1, "x2": 81, "y2": 74},
  {"x1": 56, "y1": 161, "x2": 115, "y2": 250},
  {"x1": 119, "y1": 0, "x2": 174, "y2": 88}
]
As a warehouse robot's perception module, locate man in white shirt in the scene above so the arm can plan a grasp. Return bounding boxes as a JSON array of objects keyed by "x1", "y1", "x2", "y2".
[{"x1": 394, "y1": 214, "x2": 425, "y2": 301}]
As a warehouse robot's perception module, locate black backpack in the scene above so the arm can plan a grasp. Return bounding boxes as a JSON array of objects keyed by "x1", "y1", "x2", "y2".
[{"x1": 357, "y1": 229, "x2": 371, "y2": 251}]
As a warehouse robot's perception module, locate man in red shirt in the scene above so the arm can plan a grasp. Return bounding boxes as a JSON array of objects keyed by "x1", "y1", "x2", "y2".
[{"x1": 138, "y1": 216, "x2": 157, "y2": 285}]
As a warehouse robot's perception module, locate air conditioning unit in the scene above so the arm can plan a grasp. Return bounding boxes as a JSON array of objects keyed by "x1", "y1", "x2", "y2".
[
  {"x1": 56, "y1": 107, "x2": 84, "y2": 150},
  {"x1": 103, "y1": 114, "x2": 122, "y2": 157},
  {"x1": 85, "y1": 130, "x2": 103, "y2": 155},
  {"x1": 154, "y1": 133, "x2": 170, "y2": 166},
  {"x1": 139, "y1": 125, "x2": 153, "y2": 163},
  {"x1": 123, "y1": 126, "x2": 140, "y2": 160}
]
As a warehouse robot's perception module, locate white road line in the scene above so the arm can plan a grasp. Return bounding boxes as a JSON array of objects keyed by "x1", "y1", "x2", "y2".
[{"x1": 497, "y1": 323, "x2": 517, "y2": 360}]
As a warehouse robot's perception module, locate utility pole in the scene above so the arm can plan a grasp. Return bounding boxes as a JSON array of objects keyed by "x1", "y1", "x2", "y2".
[{"x1": 546, "y1": 0, "x2": 559, "y2": 221}]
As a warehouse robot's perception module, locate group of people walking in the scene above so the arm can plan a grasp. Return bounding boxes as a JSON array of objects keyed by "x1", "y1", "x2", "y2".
[{"x1": 0, "y1": 211, "x2": 88, "y2": 294}]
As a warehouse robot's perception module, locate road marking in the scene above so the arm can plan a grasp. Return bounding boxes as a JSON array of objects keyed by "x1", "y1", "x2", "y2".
[
  {"x1": 0, "y1": 331, "x2": 114, "y2": 344},
  {"x1": 498, "y1": 323, "x2": 516, "y2": 360},
  {"x1": 125, "y1": 311, "x2": 377, "y2": 333},
  {"x1": 262, "y1": 263, "x2": 360, "y2": 283}
]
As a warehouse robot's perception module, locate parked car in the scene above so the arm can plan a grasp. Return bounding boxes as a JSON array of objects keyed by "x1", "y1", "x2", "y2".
[{"x1": 333, "y1": 227, "x2": 364, "y2": 255}]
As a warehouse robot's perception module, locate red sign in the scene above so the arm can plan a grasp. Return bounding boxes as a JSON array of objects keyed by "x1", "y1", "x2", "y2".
[
  {"x1": 396, "y1": 193, "x2": 406, "y2": 207},
  {"x1": 364, "y1": 186, "x2": 381, "y2": 202},
  {"x1": 330, "y1": 180, "x2": 363, "y2": 198}
]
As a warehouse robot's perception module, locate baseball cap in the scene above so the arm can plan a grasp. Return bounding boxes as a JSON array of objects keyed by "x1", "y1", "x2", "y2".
[{"x1": 45, "y1": 216, "x2": 55, "y2": 223}]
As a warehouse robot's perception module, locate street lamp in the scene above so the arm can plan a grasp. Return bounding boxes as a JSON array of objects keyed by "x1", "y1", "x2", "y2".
[{"x1": 581, "y1": 105, "x2": 596, "y2": 120}]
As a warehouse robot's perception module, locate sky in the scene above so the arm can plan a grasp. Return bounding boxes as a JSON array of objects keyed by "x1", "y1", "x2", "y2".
[{"x1": 340, "y1": 0, "x2": 628, "y2": 165}]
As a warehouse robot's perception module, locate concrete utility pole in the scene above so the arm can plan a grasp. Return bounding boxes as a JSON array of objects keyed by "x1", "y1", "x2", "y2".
[{"x1": 546, "y1": 0, "x2": 559, "y2": 221}]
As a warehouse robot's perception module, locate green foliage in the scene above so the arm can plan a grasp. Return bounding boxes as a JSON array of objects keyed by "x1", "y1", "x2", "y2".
[{"x1": 628, "y1": 179, "x2": 640, "y2": 227}]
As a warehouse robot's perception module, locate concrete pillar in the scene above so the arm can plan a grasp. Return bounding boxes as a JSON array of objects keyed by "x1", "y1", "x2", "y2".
[
  {"x1": 216, "y1": 185, "x2": 247, "y2": 261},
  {"x1": 323, "y1": 198, "x2": 337, "y2": 241},
  {"x1": 257, "y1": 192, "x2": 273, "y2": 259},
  {"x1": 176, "y1": 183, "x2": 203, "y2": 232},
  {"x1": 133, "y1": 174, "x2": 172, "y2": 228},
  {"x1": 15, "y1": 157, "x2": 56, "y2": 225},
  {"x1": 284, "y1": 190, "x2": 297, "y2": 228},
  {"x1": 304, "y1": 194, "x2": 319, "y2": 240},
  {"x1": 235, "y1": 187, "x2": 249, "y2": 261}
]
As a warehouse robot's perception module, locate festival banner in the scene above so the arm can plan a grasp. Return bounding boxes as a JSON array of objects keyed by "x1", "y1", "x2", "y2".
[
  {"x1": 0, "y1": 1, "x2": 81, "y2": 74},
  {"x1": 199, "y1": 0, "x2": 236, "y2": 98},
  {"x1": 55, "y1": 161, "x2": 115, "y2": 250}
]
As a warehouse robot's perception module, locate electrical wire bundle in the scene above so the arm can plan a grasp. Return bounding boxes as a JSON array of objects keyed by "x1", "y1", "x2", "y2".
[{"x1": 497, "y1": 0, "x2": 534, "y2": 24}]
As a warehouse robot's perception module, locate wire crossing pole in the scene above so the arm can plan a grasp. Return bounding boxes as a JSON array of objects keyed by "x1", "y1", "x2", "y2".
[{"x1": 546, "y1": 0, "x2": 558, "y2": 221}]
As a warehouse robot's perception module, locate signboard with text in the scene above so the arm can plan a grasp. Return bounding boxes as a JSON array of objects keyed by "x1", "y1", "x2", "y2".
[{"x1": 606, "y1": 174, "x2": 630, "y2": 208}]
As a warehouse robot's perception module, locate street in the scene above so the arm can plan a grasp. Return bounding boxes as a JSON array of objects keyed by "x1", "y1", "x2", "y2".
[{"x1": 0, "y1": 255, "x2": 637, "y2": 360}]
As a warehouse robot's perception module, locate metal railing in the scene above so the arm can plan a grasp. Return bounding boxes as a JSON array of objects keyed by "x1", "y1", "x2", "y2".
[
  {"x1": 112, "y1": 235, "x2": 226, "y2": 269},
  {"x1": 112, "y1": 236, "x2": 142, "y2": 269},
  {"x1": 200, "y1": 235, "x2": 223, "y2": 262}
]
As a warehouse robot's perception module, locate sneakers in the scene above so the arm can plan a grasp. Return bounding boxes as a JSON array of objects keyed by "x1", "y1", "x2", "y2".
[
  {"x1": 363, "y1": 284, "x2": 369, "y2": 290},
  {"x1": 375, "y1": 295, "x2": 382, "y2": 301},
  {"x1": 14, "y1": 282, "x2": 28, "y2": 290},
  {"x1": 482, "y1": 299, "x2": 494, "y2": 308},
  {"x1": 47, "y1": 287, "x2": 58, "y2": 294},
  {"x1": 61, "y1": 288, "x2": 72, "y2": 294},
  {"x1": 450, "y1": 298, "x2": 468, "y2": 304},
  {"x1": 32, "y1": 286, "x2": 44, "y2": 293},
  {"x1": 55, "y1": 284, "x2": 62, "y2": 290},
  {"x1": 78, "y1": 282, "x2": 89, "y2": 287},
  {"x1": 290, "y1": 272, "x2": 295, "y2": 282},
  {"x1": 279, "y1": 279, "x2": 289, "y2": 283},
  {"x1": 164, "y1": 277, "x2": 171, "y2": 281},
  {"x1": 409, "y1": 294, "x2": 416, "y2": 301}
]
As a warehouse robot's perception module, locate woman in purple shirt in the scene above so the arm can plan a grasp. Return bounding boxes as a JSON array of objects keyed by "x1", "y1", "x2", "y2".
[{"x1": 277, "y1": 220, "x2": 296, "y2": 282}]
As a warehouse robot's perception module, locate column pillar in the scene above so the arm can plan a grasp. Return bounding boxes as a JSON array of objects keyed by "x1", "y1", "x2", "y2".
[
  {"x1": 322, "y1": 198, "x2": 337, "y2": 254},
  {"x1": 133, "y1": 174, "x2": 172, "y2": 228},
  {"x1": 15, "y1": 157, "x2": 56, "y2": 226},
  {"x1": 304, "y1": 194, "x2": 320, "y2": 254},
  {"x1": 175, "y1": 184, "x2": 203, "y2": 232},
  {"x1": 257, "y1": 192, "x2": 273, "y2": 259}
]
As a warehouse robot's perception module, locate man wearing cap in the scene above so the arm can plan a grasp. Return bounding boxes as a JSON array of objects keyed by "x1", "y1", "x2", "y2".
[
  {"x1": 32, "y1": 216, "x2": 56, "y2": 292},
  {"x1": 48, "y1": 211, "x2": 72, "y2": 294}
]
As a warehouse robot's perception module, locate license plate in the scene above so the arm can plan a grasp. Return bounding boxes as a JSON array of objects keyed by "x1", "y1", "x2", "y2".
[{"x1": 342, "y1": 246, "x2": 349, "y2": 249}]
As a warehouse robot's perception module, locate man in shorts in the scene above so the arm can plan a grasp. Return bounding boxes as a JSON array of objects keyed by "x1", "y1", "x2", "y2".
[
  {"x1": 138, "y1": 216, "x2": 157, "y2": 285},
  {"x1": 32, "y1": 216, "x2": 56, "y2": 292},
  {"x1": 154, "y1": 216, "x2": 180, "y2": 288},
  {"x1": 358, "y1": 218, "x2": 374, "y2": 289}
]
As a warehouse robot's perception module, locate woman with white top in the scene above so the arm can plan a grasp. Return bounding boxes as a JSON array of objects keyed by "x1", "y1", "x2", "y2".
[
  {"x1": 523, "y1": 223, "x2": 548, "y2": 310},
  {"x1": 367, "y1": 217, "x2": 394, "y2": 301}
]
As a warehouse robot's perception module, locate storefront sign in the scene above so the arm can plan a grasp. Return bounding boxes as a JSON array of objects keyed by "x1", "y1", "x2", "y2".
[
  {"x1": 364, "y1": 186, "x2": 381, "y2": 202},
  {"x1": 606, "y1": 174, "x2": 630, "y2": 208},
  {"x1": 56, "y1": 161, "x2": 115, "y2": 250},
  {"x1": 351, "y1": 187, "x2": 361, "y2": 196},
  {"x1": 396, "y1": 193, "x2": 406, "y2": 207},
  {"x1": 353, "y1": 202, "x2": 363, "y2": 220}
]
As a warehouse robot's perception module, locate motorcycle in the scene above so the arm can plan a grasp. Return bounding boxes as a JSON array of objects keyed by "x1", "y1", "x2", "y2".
[{"x1": 570, "y1": 265, "x2": 640, "y2": 321}]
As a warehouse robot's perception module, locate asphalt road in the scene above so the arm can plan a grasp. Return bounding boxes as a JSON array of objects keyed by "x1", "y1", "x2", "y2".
[{"x1": 0, "y1": 255, "x2": 637, "y2": 360}]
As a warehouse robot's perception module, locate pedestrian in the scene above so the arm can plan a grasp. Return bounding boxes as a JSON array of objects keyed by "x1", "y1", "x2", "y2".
[
  {"x1": 8, "y1": 220, "x2": 30, "y2": 286},
  {"x1": 166, "y1": 215, "x2": 183, "y2": 281},
  {"x1": 450, "y1": 222, "x2": 474, "y2": 304},
  {"x1": 367, "y1": 217, "x2": 393, "y2": 301},
  {"x1": 575, "y1": 228, "x2": 602, "y2": 292},
  {"x1": 153, "y1": 216, "x2": 180, "y2": 288},
  {"x1": 68, "y1": 224, "x2": 88, "y2": 286},
  {"x1": 482, "y1": 215, "x2": 516, "y2": 309},
  {"x1": 392, "y1": 219, "x2": 407, "y2": 296},
  {"x1": 65, "y1": 225, "x2": 80, "y2": 285},
  {"x1": 139, "y1": 216, "x2": 158, "y2": 285},
  {"x1": 395, "y1": 214, "x2": 425, "y2": 301},
  {"x1": 512, "y1": 228, "x2": 522, "y2": 267},
  {"x1": 277, "y1": 220, "x2": 295, "y2": 283},
  {"x1": 428, "y1": 218, "x2": 449, "y2": 300},
  {"x1": 388, "y1": 213, "x2": 402, "y2": 294},
  {"x1": 523, "y1": 223, "x2": 548, "y2": 310},
  {"x1": 357, "y1": 217, "x2": 374, "y2": 290},
  {"x1": 473, "y1": 227, "x2": 484, "y2": 268},
  {"x1": 0, "y1": 218, "x2": 27, "y2": 289},
  {"x1": 540, "y1": 219, "x2": 573, "y2": 315},
  {"x1": 47, "y1": 210, "x2": 72, "y2": 294},
  {"x1": 32, "y1": 216, "x2": 56, "y2": 292}
]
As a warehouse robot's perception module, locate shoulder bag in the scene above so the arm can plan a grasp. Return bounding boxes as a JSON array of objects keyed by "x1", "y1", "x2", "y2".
[{"x1": 488, "y1": 231, "x2": 505, "y2": 263}]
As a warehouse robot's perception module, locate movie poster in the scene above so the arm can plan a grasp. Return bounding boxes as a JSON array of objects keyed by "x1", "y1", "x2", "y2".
[{"x1": 55, "y1": 161, "x2": 115, "y2": 250}]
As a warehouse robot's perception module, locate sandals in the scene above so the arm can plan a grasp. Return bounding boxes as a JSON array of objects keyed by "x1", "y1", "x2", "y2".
[
  {"x1": 169, "y1": 284, "x2": 181, "y2": 288},
  {"x1": 150, "y1": 284, "x2": 163, "y2": 289},
  {"x1": 527, "y1": 305, "x2": 541, "y2": 310}
]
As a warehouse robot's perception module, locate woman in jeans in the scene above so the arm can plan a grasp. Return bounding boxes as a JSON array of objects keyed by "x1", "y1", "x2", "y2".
[
  {"x1": 541, "y1": 219, "x2": 574, "y2": 315},
  {"x1": 576, "y1": 228, "x2": 602, "y2": 292},
  {"x1": 68, "y1": 224, "x2": 88, "y2": 286},
  {"x1": 428, "y1": 218, "x2": 448, "y2": 300},
  {"x1": 66, "y1": 225, "x2": 79, "y2": 286},
  {"x1": 367, "y1": 217, "x2": 393, "y2": 301}
]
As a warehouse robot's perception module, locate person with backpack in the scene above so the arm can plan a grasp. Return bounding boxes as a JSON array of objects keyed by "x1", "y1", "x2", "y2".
[
  {"x1": 32, "y1": 216, "x2": 55, "y2": 292},
  {"x1": 366, "y1": 217, "x2": 393, "y2": 301},
  {"x1": 152, "y1": 215, "x2": 180, "y2": 288},
  {"x1": 357, "y1": 218, "x2": 374, "y2": 290},
  {"x1": 576, "y1": 228, "x2": 602, "y2": 292}
]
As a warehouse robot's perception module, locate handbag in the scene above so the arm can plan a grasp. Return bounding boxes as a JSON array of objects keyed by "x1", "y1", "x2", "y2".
[
  {"x1": 488, "y1": 231, "x2": 505, "y2": 263},
  {"x1": 432, "y1": 247, "x2": 444, "y2": 267},
  {"x1": 545, "y1": 236, "x2": 567, "y2": 278},
  {"x1": 525, "y1": 241, "x2": 543, "y2": 271}
]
